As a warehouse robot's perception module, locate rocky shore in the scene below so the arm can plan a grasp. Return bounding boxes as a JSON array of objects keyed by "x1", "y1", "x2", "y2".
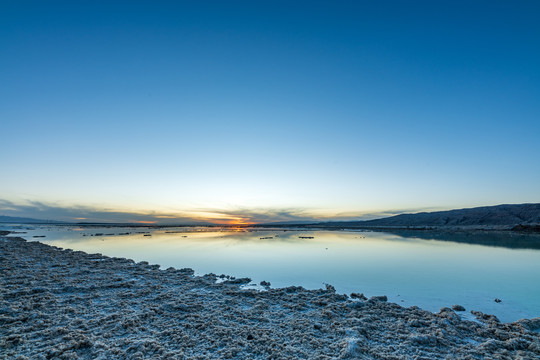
[{"x1": 1, "y1": 234, "x2": 539, "y2": 359}]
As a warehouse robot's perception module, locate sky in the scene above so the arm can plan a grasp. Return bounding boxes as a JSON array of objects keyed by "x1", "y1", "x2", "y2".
[{"x1": 1, "y1": 1, "x2": 540, "y2": 224}]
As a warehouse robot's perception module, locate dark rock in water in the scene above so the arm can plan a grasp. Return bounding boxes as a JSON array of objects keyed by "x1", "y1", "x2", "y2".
[
  {"x1": 350, "y1": 293, "x2": 367, "y2": 300},
  {"x1": 325, "y1": 284, "x2": 336, "y2": 293},
  {"x1": 452, "y1": 304, "x2": 466, "y2": 311},
  {"x1": 247, "y1": 334, "x2": 254, "y2": 341},
  {"x1": 260, "y1": 281, "x2": 271, "y2": 287},
  {"x1": 313, "y1": 323, "x2": 322, "y2": 330},
  {"x1": 494, "y1": 298, "x2": 502, "y2": 303}
]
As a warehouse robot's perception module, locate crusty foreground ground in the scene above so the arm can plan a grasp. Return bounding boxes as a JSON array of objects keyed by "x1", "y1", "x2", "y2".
[{"x1": 1, "y1": 235, "x2": 539, "y2": 360}]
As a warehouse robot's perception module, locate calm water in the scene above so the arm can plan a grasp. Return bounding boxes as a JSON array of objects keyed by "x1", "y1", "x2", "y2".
[{"x1": 3, "y1": 224, "x2": 540, "y2": 323}]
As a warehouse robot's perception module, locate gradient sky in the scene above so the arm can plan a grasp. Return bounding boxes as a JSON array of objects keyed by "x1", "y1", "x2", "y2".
[{"x1": 1, "y1": 1, "x2": 540, "y2": 224}]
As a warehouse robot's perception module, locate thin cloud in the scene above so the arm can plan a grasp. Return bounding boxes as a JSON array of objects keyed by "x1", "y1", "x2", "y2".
[
  {"x1": 0, "y1": 199, "x2": 202, "y2": 224},
  {"x1": 0, "y1": 199, "x2": 429, "y2": 224},
  {"x1": 0, "y1": 200, "x2": 320, "y2": 224}
]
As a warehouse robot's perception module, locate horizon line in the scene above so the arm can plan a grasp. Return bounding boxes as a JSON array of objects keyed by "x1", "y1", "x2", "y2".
[{"x1": 1, "y1": 202, "x2": 538, "y2": 226}]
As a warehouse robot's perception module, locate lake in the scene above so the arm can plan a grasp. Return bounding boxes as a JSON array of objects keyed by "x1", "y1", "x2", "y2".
[{"x1": 3, "y1": 224, "x2": 540, "y2": 323}]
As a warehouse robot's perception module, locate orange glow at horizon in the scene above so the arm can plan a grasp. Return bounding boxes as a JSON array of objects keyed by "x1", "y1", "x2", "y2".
[
  {"x1": 224, "y1": 219, "x2": 254, "y2": 226},
  {"x1": 180, "y1": 210, "x2": 255, "y2": 225},
  {"x1": 204, "y1": 216, "x2": 254, "y2": 226}
]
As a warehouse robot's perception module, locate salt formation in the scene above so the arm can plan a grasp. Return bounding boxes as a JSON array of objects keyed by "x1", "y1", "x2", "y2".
[{"x1": 1, "y1": 234, "x2": 539, "y2": 359}]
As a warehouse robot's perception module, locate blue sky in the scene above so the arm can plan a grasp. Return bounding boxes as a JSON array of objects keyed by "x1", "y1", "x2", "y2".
[{"x1": 1, "y1": 1, "x2": 539, "y2": 224}]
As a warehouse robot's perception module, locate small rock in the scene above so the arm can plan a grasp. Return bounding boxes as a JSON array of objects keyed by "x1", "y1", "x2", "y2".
[
  {"x1": 314, "y1": 323, "x2": 322, "y2": 330},
  {"x1": 494, "y1": 298, "x2": 502, "y2": 303},
  {"x1": 471, "y1": 310, "x2": 500, "y2": 323},
  {"x1": 325, "y1": 284, "x2": 336, "y2": 293},
  {"x1": 223, "y1": 277, "x2": 251, "y2": 285},
  {"x1": 350, "y1": 293, "x2": 367, "y2": 300},
  {"x1": 179, "y1": 268, "x2": 195, "y2": 275},
  {"x1": 260, "y1": 281, "x2": 271, "y2": 287},
  {"x1": 247, "y1": 334, "x2": 254, "y2": 340},
  {"x1": 452, "y1": 304, "x2": 466, "y2": 311}
]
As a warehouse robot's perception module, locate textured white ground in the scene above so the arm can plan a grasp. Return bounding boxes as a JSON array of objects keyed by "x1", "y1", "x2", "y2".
[{"x1": 1, "y1": 233, "x2": 539, "y2": 359}]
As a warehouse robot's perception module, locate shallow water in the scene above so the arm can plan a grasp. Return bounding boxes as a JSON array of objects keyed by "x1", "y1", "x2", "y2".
[{"x1": 3, "y1": 224, "x2": 540, "y2": 323}]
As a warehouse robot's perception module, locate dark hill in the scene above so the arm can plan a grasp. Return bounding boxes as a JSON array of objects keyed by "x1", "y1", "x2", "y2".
[{"x1": 314, "y1": 203, "x2": 540, "y2": 229}]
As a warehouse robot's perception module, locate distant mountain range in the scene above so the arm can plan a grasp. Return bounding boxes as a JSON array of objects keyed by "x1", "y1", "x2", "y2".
[{"x1": 310, "y1": 203, "x2": 540, "y2": 230}]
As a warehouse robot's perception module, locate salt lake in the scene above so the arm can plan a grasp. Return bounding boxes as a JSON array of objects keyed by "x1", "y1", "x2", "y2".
[{"x1": 3, "y1": 224, "x2": 539, "y2": 323}]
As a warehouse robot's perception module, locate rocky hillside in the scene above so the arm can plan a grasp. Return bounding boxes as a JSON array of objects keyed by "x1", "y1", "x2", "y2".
[{"x1": 316, "y1": 203, "x2": 540, "y2": 229}]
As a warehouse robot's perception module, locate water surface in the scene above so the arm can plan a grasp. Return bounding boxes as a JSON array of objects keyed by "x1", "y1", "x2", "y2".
[{"x1": 3, "y1": 224, "x2": 540, "y2": 323}]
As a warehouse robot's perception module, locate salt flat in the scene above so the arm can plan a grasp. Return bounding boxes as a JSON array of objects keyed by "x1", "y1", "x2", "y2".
[{"x1": 1, "y1": 233, "x2": 539, "y2": 359}]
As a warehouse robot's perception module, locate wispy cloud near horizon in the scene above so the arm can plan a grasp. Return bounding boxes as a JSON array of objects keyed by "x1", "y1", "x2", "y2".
[{"x1": 0, "y1": 199, "x2": 433, "y2": 225}]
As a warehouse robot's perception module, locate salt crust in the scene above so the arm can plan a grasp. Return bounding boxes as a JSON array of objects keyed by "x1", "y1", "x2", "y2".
[{"x1": 1, "y1": 235, "x2": 539, "y2": 359}]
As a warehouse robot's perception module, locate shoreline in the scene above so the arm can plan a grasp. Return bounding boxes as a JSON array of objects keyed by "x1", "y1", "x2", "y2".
[{"x1": 1, "y1": 234, "x2": 539, "y2": 359}]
